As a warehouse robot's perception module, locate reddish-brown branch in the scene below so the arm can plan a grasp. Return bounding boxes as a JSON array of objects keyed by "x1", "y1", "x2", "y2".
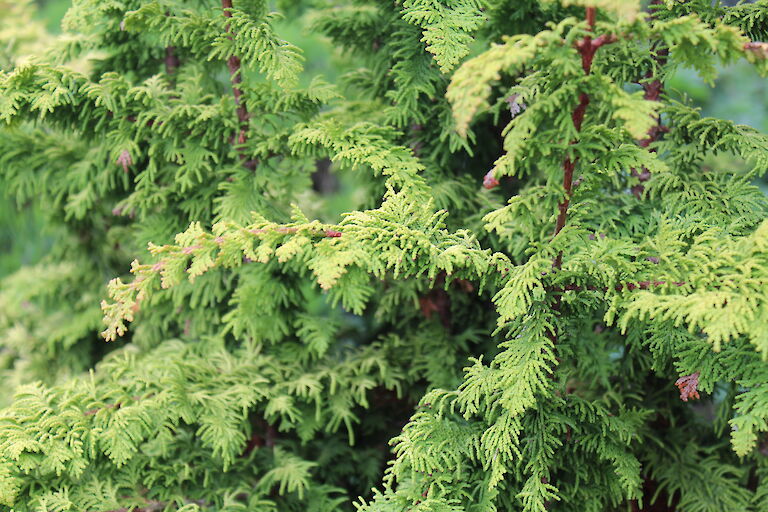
[
  {"x1": 241, "y1": 420, "x2": 277, "y2": 456},
  {"x1": 222, "y1": 0, "x2": 256, "y2": 170},
  {"x1": 632, "y1": 0, "x2": 669, "y2": 198},
  {"x1": 244, "y1": 227, "x2": 342, "y2": 238},
  {"x1": 418, "y1": 272, "x2": 452, "y2": 329},
  {"x1": 265, "y1": 423, "x2": 277, "y2": 447},
  {"x1": 103, "y1": 502, "x2": 165, "y2": 512},
  {"x1": 629, "y1": 476, "x2": 679, "y2": 512},
  {"x1": 552, "y1": 9, "x2": 616, "y2": 269},
  {"x1": 102, "y1": 498, "x2": 207, "y2": 512},
  {"x1": 241, "y1": 432, "x2": 264, "y2": 457},
  {"x1": 546, "y1": 12, "x2": 617, "y2": 470},
  {"x1": 547, "y1": 279, "x2": 686, "y2": 294},
  {"x1": 586, "y1": 5, "x2": 596, "y2": 29},
  {"x1": 164, "y1": 10, "x2": 180, "y2": 84},
  {"x1": 576, "y1": 33, "x2": 617, "y2": 75},
  {"x1": 165, "y1": 46, "x2": 179, "y2": 76},
  {"x1": 84, "y1": 394, "x2": 148, "y2": 416}
]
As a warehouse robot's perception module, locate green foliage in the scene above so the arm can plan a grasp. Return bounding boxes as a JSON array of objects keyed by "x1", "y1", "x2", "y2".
[
  {"x1": 0, "y1": 0, "x2": 51, "y2": 70},
  {"x1": 400, "y1": 0, "x2": 486, "y2": 73},
  {"x1": 1, "y1": 0, "x2": 768, "y2": 510}
]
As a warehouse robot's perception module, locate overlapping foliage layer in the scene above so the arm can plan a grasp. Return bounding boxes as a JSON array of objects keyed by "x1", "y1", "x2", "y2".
[{"x1": 1, "y1": 0, "x2": 768, "y2": 510}]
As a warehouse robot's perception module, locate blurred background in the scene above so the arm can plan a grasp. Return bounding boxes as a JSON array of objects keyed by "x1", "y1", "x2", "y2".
[{"x1": 1, "y1": 0, "x2": 767, "y2": 280}]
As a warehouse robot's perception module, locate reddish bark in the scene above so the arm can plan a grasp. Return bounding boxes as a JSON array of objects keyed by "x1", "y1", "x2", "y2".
[
  {"x1": 222, "y1": 0, "x2": 257, "y2": 170},
  {"x1": 246, "y1": 226, "x2": 342, "y2": 238},
  {"x1": 552, "y1": 8, "x2": 616, "y2": 269},
  {"x1": 631, "y1": 0, "x2": 669, "y2": 198},
  {"x1": 165, "y1": 46, "x2": 180, "y2": 76},
  {"x1": 630, "y1": 477, "x2": 679, "y2": 512},
  {"x1": 419, "y1": 272, "x2": 451, "y2": 329}
]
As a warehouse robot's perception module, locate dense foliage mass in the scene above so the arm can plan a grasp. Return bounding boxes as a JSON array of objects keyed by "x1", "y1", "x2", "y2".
[{"x1": 1, "y1": 0, "x2": 768, "y2": 510}]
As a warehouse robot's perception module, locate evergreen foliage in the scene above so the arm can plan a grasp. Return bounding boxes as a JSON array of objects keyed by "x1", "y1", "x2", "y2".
[{"x1": 1, "y1": 0, "x2": 768, "y2": 510}]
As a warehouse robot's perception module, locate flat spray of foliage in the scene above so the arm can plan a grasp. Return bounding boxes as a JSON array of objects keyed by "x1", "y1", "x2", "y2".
[{"x1": 1, "y1": 0, "x2": 768, "y2": 510}]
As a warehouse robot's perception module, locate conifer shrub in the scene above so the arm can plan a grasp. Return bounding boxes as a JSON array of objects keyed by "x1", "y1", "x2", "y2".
[{"x1": 1, "y1": 0, "x2": 768, "y2": 510}]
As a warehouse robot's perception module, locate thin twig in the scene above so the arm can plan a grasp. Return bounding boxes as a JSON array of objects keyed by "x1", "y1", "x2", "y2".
[
  {"x1": 631, "y1": 0, "x2": 668, "y2": 198},
  {"x1": 552, "y1": 7, "x2": 616, "y2": 269},
  {"x1": 545, "y1": 18, "x2": 617, "y2": 507},
  {"x1": 83, "y1": 394, "x2": 152, "y2": 416},
  {"x1": 102, "y1": 498, "x2": 207, "y2": 512},
  {"x1": 222, "y1": 0, "x2": 257, "y2": 170},
  {"x1": 546, "y1": 279, "x2": 686, "y2": 294},
  {"x1": 165, "y1": 46, "x2": 179, "y2": 76}
]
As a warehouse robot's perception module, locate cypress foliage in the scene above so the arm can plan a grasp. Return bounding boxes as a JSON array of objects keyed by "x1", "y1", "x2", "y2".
[{"x1": 1, "y1": 0, "x2": 768, "y2": 510}]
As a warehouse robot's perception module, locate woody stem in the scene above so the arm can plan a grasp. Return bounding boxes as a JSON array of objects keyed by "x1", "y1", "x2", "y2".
[
  {"x1": 222, "y1": 0, "x2": 256, "y2": 170},
  {"x1": 553, "y1": 6, "x2": 612, "y2": 269}
]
